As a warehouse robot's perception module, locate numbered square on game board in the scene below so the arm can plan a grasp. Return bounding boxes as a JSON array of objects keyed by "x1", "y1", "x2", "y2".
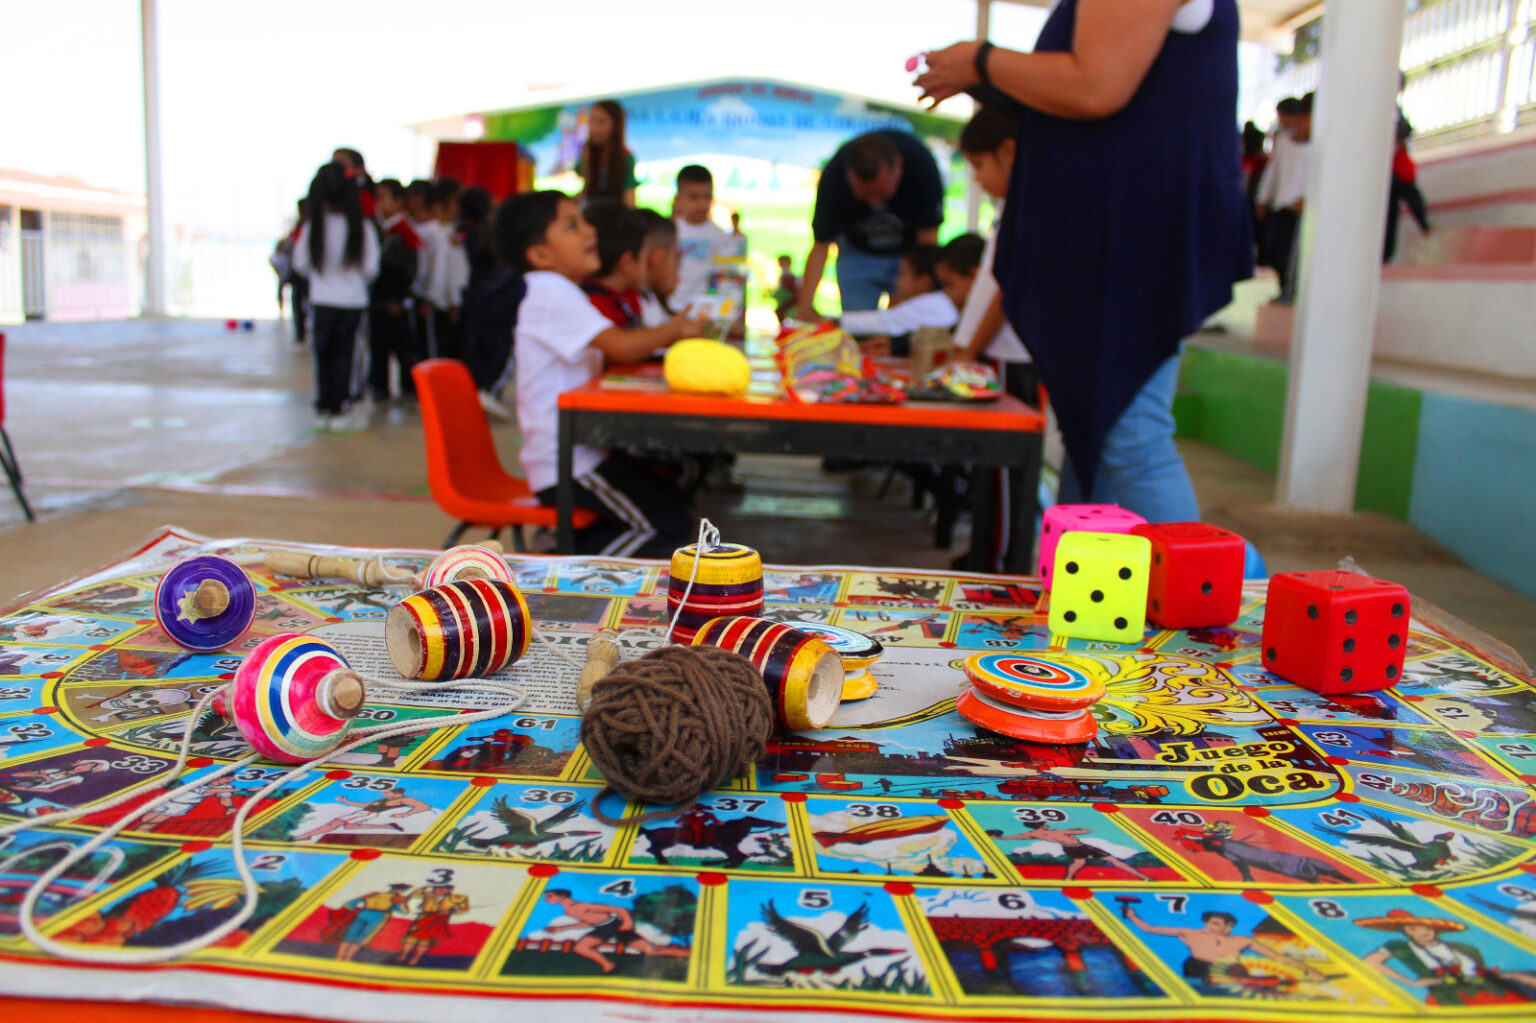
[
  {"x1": 59, "y1": 679, "x2": 226, "y2": 729},
  {"x1": 0, "y1": 828, "x2": 177, "y2": 939},
  {"x1": 275, "y1": 857, "x2": 521, "y2": 972},
  {"x1": 625, "y1": 794, "x2": 793, "y2": 874},
  {"x1": 1119, "y1": 807, "x2": 1377, "y2": 886},
  {"x1": 917, "y1": 887, "x2": 1165, "y2": 1000},
  {"x1": 1275, "y1": 891, "x2": 1536, "y2": 1007},
  {"x1": 964, "y1": 803, "x2": 1186, "y2": 883},
  {"x1": 805, "y1": 798, "x2": 992, "y2": 879},
  {"x1": 1273, "y1": 802, "x2": 1526, "y2": 884},
  {"x1": 419, "y1": 714, "x2": 582, "y2": 777},
  {"x1": 505, "y1": 871, "x2": 697, "y2": 982},
  {"x1": 434, "y1": 782, "x2": 615, "y2": 864},
  {"x1": 53, "y1": 847, "x2": 347, "y2": 955},
  {"x1": 254, "y1": 772, "x2": 466, "y2": 850},
  {"x1": 723, "y1": 879, "x2": 927, "y2": 995},
  {"x1": 82, "y1": 762, "x2": 313, "y2": 838},
  {"x1": 1102, "y1": 889, "x2": 1390, "y2": 1007},
  {"x1": 0, "y1": 609, "x2": 140, "y2": 646}
]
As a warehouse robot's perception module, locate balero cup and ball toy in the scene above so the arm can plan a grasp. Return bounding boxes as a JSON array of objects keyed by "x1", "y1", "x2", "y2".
[
  {"x1": 788, "y1": 621, "x2": 884, "y2": 701},
  {"x1": 213, "y1": 633, "x2": 367, "y2": 763},
  {"x1": 386, "y1": 579, "x2": 532, "y2": 682},
  {"x1": 667, "y1": 542, "x2": 764, "y2": 643},
  {"x1": 956, "y1": 653, "x2": 1105, "y2": 744},
  {"x1": 154, "y1": 554, "x2": 258, "y2": 652},
  {"x1": 691, "y1": 616, "x2": 843, "y2": 731},
  {"x1": 419, "y1": 543, "x2": 516, "y2": 589}
]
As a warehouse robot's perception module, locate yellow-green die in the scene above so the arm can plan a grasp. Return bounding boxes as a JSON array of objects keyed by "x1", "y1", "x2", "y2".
[{"x1": 1047, "y1": 531, "x2": 1152, "y2": 643}]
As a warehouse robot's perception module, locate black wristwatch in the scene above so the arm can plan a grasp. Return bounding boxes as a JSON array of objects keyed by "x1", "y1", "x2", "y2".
[{"x1": 974, "y1": 41, "x2": 995, "y2": 87}]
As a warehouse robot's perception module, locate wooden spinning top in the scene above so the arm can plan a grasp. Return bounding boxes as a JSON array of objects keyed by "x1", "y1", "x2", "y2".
[
  {"x1": 153, "y1": 554, "x2": 257, "y2": 652},
  {"x1": 788, "y1": 621, "x2": 883, "y2": 701},
  {"x1": 956, "y1": 653, "x2": 1104, "y2": 744},
  {"x1": 215, "y1": 633, "x2": 367, "y2": 763}
]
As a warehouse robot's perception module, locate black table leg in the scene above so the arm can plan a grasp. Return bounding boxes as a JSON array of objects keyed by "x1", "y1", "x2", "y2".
[
  {"x1": 962, "y1": 464, "x2": 997, "y2": 574},
  {"x1": 1004, "y1": 430, "x2": 1045, "y2": 575},
  {"x1": 557, "y1": 409, "x2": 575, "y2": 554}
]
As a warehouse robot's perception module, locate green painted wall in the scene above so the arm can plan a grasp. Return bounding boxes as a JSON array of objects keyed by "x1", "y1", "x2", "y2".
[{"x1": 1173, "y1": 345, "x2": 1421, "y2": 519}]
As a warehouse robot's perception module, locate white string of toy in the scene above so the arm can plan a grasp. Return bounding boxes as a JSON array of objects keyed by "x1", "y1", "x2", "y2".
[{"x1": 666, "y1": 518, "x2": 721, "y2": 644}]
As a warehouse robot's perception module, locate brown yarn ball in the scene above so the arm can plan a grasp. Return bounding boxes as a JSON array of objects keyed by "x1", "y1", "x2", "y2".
[{"x1": 580, "y1": 644, "x2": 773, "y2": 825}]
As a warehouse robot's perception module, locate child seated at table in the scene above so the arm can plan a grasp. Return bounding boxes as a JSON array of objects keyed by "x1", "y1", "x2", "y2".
[
  {"x1": 496, "y1": 190, "x2": 707, "y2": 556},
  {"x1": 635, "y1": 209, "x2": 680, "y2": 327},
  {"x1": 835, "y1": 244, "x2": 956, "y2": 356},
  {"x1": 580, "y1": 199, "x2": 646, "y2": 328}
]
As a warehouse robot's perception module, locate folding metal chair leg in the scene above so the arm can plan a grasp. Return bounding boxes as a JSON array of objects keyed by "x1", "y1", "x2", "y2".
[
  {"x1": 0, "y1": 428, "x2": 33, "y2": 523},
  {"x1": 443, "y1": 521, "x2": 472, "y2": 549}
]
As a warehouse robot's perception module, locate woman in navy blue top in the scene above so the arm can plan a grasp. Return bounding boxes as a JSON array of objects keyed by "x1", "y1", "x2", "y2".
[{"x1": 916, "y1": 0, "x2": 1252, "y2": 520}]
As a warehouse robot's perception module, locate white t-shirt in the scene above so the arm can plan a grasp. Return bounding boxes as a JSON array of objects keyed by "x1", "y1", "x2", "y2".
[
  {"x1": 638, "y1": 291, "x2": 669, "y2": 328},
  {"x1": 290, "y1": 213, "x2": 379, "y2": 310},
  {"x1": 839, "y1": 290, "x2": 958, "y2": 337},
  {"x1": 1256, "y1": 132, "x2": 1310, "y2": 211},
  {"x1": 411, "y1": 218, "x2": 443, "y2": 299},
  {"x1": 673, "y1": 218, "x2": 734, "y2": 311},
  {"x1": 429, "y1": 227, "x2": 469, "y2": 308},
  {"x1": 515, "y1": 271, "x2": 613, "y2": 493},
  {"x1": 953, "y1": 223, "x2": 1030, "y2": 363}
]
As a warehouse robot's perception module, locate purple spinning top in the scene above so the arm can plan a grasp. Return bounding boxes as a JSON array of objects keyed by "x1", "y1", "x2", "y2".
[{"x1": 153, "y1": 554, "x2": 257, "y2": 652}]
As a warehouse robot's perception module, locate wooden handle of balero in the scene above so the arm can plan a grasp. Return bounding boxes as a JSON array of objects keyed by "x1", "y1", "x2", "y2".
[
  {"x1": 575, "y1": 628, "x2": 621, "y2": 713},
  {"x1": 263, "y1": 551, "x2": 398, "y2": 588}
]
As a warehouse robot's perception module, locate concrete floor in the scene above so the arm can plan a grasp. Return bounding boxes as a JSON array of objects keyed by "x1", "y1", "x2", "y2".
[{"x1": 1, "y1": 318, "x2": 1532, "y2": 667}]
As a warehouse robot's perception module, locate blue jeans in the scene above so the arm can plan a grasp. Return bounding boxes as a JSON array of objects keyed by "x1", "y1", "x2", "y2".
[
  {"x1": 1057, "y1": 353, "x2": 1200, "y2": 523},
  {"x1": 834, "y1": 241, "x2": 901, "y2": 312}
]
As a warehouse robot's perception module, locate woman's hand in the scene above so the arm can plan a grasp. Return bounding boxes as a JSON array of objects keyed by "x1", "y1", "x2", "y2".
[{"x1": 915, "y1": 41, "x2": 982, "y2": 108}]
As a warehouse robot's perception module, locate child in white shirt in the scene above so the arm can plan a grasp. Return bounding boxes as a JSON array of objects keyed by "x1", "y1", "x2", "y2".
[
  {"x1": 838, "y1": 244, "x2": 956, "y2": 355},
  {"x1": 671, "y1": 165, "x2": 734, "y2": 313},
  {"x1": 499, "y1": 191, "x2": 707, "y2": 557},
  {"x1": 291, "y1": 161, "x2": 379, "y2": 427},
  {"x1": 635, "y1": 209, "x2": 680, "y2": 327}
]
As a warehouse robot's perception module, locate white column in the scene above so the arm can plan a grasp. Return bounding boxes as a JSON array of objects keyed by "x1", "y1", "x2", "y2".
[
  {"x1": 141, "y1": 0, "x2": 167, "y2": 317},
  {"x1": 1276, "y1": 2, "x2": 1406, "y2": 513},
  {"x1": 964, "y1": 0, "x2": 992, "y2": 232}
]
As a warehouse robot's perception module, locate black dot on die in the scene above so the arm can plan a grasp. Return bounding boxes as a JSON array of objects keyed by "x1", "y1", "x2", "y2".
[
  {"x1": 1065, "y1": 561, "x2": 1079, "y2": 574},
  {"x1": 1391, "y1": 603, "x2": 1404, "y2": 617},
  {"x1": 1266, "y1": 647, "x2": 1277, "y2": 661},
  {"x1": 1090, "y1": 590, "x2": 1104, "y2": 603},
  {"x1": 1119, "y1": 567, "x2": 1132, "y2": 580},
  {"x1": 1200, "y1": 581, "x2": 1212, "y2": 594},
  {"x1": 1307, "y1": 605, "x2": 1319, "y2": 619},
  {"x1": 1343, "y1": 638, "x2": 1356, "y2": 653},
  {"x1": 1389, "y1": 634, "x2": 1401, "y2": 649},
  {"x1": 1386, "y1": 664, "x2": 1398, "y2": 680},
  {"x1": 1340, "y1": 667, "x2": 1354, "y2": 682},
  {"x1": 1153, "y1": 599, "x2": 1160, "y2": 611},
  {"x1": 1344, "y1": 609, "x2": 1357, "y2": 625},
  {"x1": 1063, "y1": 610, "x2": 1077, "y2": 623},
  {"x1": 1044, "y1": 524, "x2": 1051, "y2": 534},
  {"x1": 1114, "y1": 617, "x2": 1129, "y2": 630},
  {"x1": 1154, "y1": 553, "x2": 1162, "y2": 565}
]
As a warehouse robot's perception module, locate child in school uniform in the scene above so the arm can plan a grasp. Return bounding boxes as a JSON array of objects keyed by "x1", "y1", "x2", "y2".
[
  {"x1": 671, "y1": 165, "x2": 735, "y2": 313},
  {"x1": 837, "y1": 244, "x2": 956, "y2": 355},
  {"x1": 367, "y1": 179, "x2": 422, "y2": 404},
  {"x1": 635, "y1": 209, "x2": 680, "y2": 327},
  {"x1": 406, "y1": 180, "x2": 443, "y2": 366},
  {"x1": 430, "y1": 178, "x2": 469, "y2": 361},
  {"x1": 580, "y1": 199, "x2": 647, "y2": 328},
  {"x1": 291, "y1": 162, "x2": 379, "y2": 430},
  {"x1": 496, "y1": 191, "x2": 708, "y2": 557}
]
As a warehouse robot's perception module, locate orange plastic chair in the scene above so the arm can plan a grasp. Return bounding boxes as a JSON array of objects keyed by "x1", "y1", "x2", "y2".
[
  {"x1": 412, "y1": 358, "x2": 594, "y2": 550},
  {"x1": 0, "y1": 333, "x2": 34, "y2": 522}
]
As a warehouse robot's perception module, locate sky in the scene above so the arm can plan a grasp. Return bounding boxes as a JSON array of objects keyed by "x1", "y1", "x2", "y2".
[{"x1": 0, "y1": 0, "x2": 1052, "y2": 240}]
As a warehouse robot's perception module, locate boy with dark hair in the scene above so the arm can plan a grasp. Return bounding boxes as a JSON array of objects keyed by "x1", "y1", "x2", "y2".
[
  {"x1": 1256, "y1": 96, "x2": 1311, "y2": 302},
  {"x1": 494, "y1": 191, "x2": 707, "y2": 556},
  {"x1": 580, "y1": 199, "x2": 647, "y2": 327},
  {"x1": 635, "y1": 209, "x2": 680, "y2": 326},
  {"x1": 405, "y1": 179, "x2": 444, "y2": 370},
  {"x1": 368, "y1": 179, "x2": 423, "y2": 403},
  {"x1": 431, "y1": 177, "x2": 468, "y2": 361},
  {"x1": 837, "y1": 242, "x2": 958, "y2": 352},
  {"x1": 671, "y1": 165, "x2": 733, "y2": 314}
]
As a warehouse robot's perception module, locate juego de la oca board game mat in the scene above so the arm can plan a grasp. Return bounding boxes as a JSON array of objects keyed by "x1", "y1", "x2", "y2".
[{"x1": 4, "y1": 528, "x2": 1536, "y2": 1022}]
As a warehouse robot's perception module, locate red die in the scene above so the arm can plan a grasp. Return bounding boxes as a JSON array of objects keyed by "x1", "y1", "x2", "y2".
[
  {"x1": 1131, "y1": 522, "x2": 1245, "y2": 629},
  {"x1": 1260, "y1": 570, "x2": 1411, "y2": 695}
]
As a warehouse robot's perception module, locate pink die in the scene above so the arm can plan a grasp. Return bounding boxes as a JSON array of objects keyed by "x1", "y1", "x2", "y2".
[{"x1": 1038, "y1": 504, "x2": 1147, "y2": 589}]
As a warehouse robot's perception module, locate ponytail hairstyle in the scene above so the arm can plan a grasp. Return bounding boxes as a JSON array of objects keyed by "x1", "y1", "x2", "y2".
[
  {"x1": 306, "y1": 161, "x2": 366, "y2": 270},
  {"x1": 582, "y1": 99, "x2": 631, "y2": 195}
]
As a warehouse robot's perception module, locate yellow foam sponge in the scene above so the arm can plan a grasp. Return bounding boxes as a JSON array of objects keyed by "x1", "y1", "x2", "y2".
[{"x1": 664, "y1": 339, "x2": 751, "y2": 396}]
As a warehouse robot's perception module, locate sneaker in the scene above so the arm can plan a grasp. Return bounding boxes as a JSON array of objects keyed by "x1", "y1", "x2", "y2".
[{"x1": 478, "y1": 390, "x2": 513, "y2": 422}]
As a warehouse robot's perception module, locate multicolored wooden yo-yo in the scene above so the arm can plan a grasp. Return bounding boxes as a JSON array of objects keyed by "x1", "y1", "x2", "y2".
[
  {"x1": 691, "y1": 616, "x2": 842, "y2": 731},
  {"x1": 420, "y1": 543, "x2": 514, "y2": 589},
  {"x1": 385, "y1": 579, "x2": 532, "y2": 682},
  {"x1": 956, "y1": 653, "x2": 1104, "y2": 744},
  {"x1": 214, "y1": 633, "x2": 367, "y2": 763},
  {"x1": 789, "y1": 621, "x2": 883, "y2": 701},
  {"x1": 153, "y1": 554, "x2": 257, "y2": 652},
  {"x1": 667, "y1": 543, "x2": 764, "y2": 643}
]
